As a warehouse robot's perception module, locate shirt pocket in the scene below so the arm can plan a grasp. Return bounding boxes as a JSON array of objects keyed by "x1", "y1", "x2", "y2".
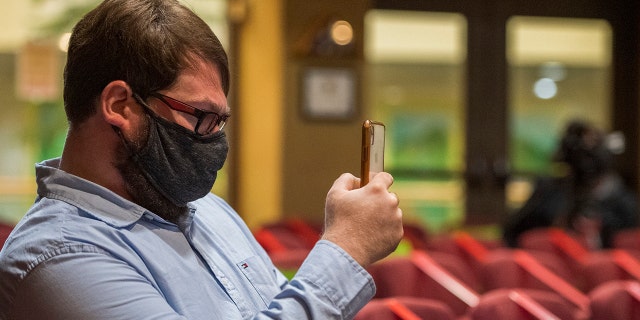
[{"x1": 236, "y1": 255, "x2": 280, "y2": 306}]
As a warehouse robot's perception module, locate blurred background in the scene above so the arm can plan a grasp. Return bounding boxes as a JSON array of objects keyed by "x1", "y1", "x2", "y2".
[{"x1": 0, "y1": 0, "x2": 638, "y2": 241}]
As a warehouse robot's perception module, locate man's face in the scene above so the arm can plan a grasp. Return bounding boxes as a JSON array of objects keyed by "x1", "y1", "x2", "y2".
[
  {"x1": 114, "y1": 120, "x2": 185, "y2": 221},
  {"x1": 115, "y1": 58, "x2": 229, "y2": 222}
]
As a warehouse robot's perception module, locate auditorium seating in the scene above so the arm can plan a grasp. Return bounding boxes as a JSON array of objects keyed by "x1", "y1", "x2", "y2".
[
  {"x1": 469, "y1": 288, "x2": 588, "y2": 320},
  {"x1": 354, "y1": 297, "x2": 456, "y2": 320},
  {"x1": 589, "y1": 280, "x2": 640, "y2": 320},
  {"x1": 254, "y1": 218, "x2": 321, "y2": 254},
  {"x1": 254, "y1": 221, "x2": 640, "y2": 319},
  {"x1": 612, "y1": 228, "x2": 640, "y2": 251},
  {"x1": 580, "y1": 249, "x2": 640, "y2": 292},
  {"x1": 480, "y1": 249, "x2": 570, "y2": 288},
  {"x1": 367, "y1": 251, "x2": 480, "y2": 316}
]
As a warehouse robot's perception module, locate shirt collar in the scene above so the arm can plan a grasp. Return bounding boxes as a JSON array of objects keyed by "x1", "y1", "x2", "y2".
[{"x1": 35, "y1": 158, "x2": 148, "y2": 228}]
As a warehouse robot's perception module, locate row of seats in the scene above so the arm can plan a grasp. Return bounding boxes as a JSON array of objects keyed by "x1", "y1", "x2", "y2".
[
  {"x1": 254, "y1": 220, "x2": 640, "y2": 319},
  {"x1": 363, "y1": 249, "x2": 640, "y2": 319},
  {"x1": 356, "y1": 281, "x2": 640, "y2": 320}
]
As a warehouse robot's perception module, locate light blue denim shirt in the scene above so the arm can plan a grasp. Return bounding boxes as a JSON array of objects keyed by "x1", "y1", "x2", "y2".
[{"x1": 0, "y1": 159, "x2": 375, "y2": 319}]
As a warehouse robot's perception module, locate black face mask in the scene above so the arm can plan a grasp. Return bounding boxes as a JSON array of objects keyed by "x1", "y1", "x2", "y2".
[{"x1": 119, "y1": 111, "x2": 229, "y2": 207}]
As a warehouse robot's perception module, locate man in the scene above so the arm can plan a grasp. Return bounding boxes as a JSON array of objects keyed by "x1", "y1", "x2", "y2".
[
  {"x1": 0, "y1": 0, "x2": 403, "y2": 319},
  {"x1": 503, "y1": 120, "x2": 638, "y2": 249}
]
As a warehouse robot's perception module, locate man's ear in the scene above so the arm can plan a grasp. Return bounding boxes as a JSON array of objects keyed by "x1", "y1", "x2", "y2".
[{"x1": 100, "y1": 80, "x2": 137, "y2": 130}]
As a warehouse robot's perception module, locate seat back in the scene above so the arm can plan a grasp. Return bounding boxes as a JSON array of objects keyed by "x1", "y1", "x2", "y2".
[
  {"x1": 355, "y1": 297, "x2": 456, "y2": 320},
  {"x1": 612, "y1": 228, "x2": 640, "y2": 251},
  {"x1": 479, "y1": 249, "x2": 589, "y2": 311},
  {"x1": 589, "y1": 280, "x2": 640, "y2": 320},
  {"x1": 368, "y1": 251, "x2": 479, "y2": 316},
  {"x1": 518, "y1": 228, "x2": 590, "y2": 265},
  {"x1": 469, "y1": 288, "x2": 588, "y2": 320},
  {"x1": 580, "y1": 249, "x2": 640, "y2": 292}
]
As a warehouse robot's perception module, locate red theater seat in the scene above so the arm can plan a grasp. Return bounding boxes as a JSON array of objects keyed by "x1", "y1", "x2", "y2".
[
  {"x1": 479, "y1": 249, "x2": 578, "y2": 292},
  {"x1": 612, "y1": 228, "x2": 640, "y2": 251},
  {"x1": 355, "y1": 297, "x2": 456, "y2": 320},
  {"x1": 589, "y1": 280, "x2": 640, "y2": 320},
  {"x1": 478, "y1": 249, "x2": 589, "y2": 312},
  {"x1": 580, "y1": 249, "x2": 640, "y2": 292},
  {"x1": 0, "y1": 222, "x2": 14, "y2": 249},
  {"x1": 469, "y1": 288, "x2": 588, "y2": 320},
  {"x1": 254, "y1": 219, "x2": 320, "y2": 254},
  {"x1": 367, "y1": 251, "x2": 480, "y2": 316},
  {"x1": 518, "y1": 227, "x2": 590, "y2": 274}
]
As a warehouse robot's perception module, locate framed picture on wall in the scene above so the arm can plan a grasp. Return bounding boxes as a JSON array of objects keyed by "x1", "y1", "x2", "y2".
[{"x1": 301, "y1": 66, "x2": 357, "y2": 120}]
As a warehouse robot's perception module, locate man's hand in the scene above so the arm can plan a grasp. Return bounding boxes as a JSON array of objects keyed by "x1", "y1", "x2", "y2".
[{"x1": 321, "y1": 172, "x2": 403, "y2": 268}]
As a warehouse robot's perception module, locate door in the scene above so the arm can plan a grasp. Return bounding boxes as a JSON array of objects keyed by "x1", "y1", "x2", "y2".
[{"x1": 368, "y1": 0, "x2": 639, "y2": 233}]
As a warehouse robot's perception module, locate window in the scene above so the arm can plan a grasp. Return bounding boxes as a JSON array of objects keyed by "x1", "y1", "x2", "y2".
[
  {"x1": 365, "y1": 10, "x2": 467, "y2": 233},
  {"x1": 506, "y1": 16, "x2": 612, "y2": 208}
]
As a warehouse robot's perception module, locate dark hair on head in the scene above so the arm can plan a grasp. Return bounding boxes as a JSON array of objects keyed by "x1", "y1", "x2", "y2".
[
  {"x1": 63, "y1": 0, "x2": 230, "y2": 126},
  {"x1": 556, "y1": 119, "x2": 612, "y2": 182}
]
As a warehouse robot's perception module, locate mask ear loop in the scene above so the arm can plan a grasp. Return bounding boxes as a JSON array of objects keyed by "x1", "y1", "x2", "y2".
[
  {"x1": 108, "y1": 90, "x2": 153, "y2": 154},
  {"x1": 111, "y1": 92, "x2": 154, "y2": 155},
  {"x1": 111, "y1": 125, "x2": 141, "y2": 156}
]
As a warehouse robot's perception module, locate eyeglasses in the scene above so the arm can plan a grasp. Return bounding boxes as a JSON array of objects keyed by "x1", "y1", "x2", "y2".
[{"x1": 134, "y1": 92, "x2": 229, "y2": 136}]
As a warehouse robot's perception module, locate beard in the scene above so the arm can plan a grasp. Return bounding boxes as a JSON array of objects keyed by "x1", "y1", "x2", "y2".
[{"x1": 113, "y1": 116, "x2": 188, "y2": 224}]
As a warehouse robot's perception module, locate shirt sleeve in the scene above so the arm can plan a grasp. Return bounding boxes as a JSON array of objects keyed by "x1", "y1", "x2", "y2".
[
  {"x1": 10, "y1": 248, "x2": 188, "y2": 320},
  {"x1": 255, "y1": 240, "x2": 376, "y2": 320}
]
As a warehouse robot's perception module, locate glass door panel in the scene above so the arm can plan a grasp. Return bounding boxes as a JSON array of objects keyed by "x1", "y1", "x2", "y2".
[
  {"x1": 506, "y1": 16, "x2": 612, "y2": 209},
  {"x1": 365, "y1": 10, "x2": 467, "y2": 234}
]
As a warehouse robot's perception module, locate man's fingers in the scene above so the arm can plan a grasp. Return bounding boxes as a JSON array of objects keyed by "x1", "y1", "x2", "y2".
[
  {"x1": 331, "y1": 173, "x2": 360, "y2": 191},
  {"x1": 390, "y1": 192, "x2": 400, "y2": 206},
  {"x1": 369, "y1": 171, "x2": 394, "y2": 187}
]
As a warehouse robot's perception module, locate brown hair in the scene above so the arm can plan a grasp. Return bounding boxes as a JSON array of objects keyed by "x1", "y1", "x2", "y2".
[{"x1": 63, "y1": 0, "x2": 230, "y2": 126}]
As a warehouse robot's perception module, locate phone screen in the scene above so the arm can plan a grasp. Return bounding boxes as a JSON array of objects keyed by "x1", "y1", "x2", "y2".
[{"x1": 360, "y1": 120, "x2": 385, "y2": 187}]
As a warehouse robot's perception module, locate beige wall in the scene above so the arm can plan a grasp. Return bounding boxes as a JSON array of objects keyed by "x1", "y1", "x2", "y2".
[
  {"x1": 234, "y1": 0, "x2": 285, "y2": 229},
  {"x1": 282, "y1": 0, "x2": 370, "y2": 224},
  {"x1": 0, "y1": 1, "x2": 29, "y2": 52},
  {"x1": 234, "y1": 0, "x2": 371, "y2": 228}
]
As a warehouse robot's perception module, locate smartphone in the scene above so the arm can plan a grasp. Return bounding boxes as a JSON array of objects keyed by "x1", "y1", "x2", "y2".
[{"x1": 360, "y1": 120, "x2": 385, "y2": 187}]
